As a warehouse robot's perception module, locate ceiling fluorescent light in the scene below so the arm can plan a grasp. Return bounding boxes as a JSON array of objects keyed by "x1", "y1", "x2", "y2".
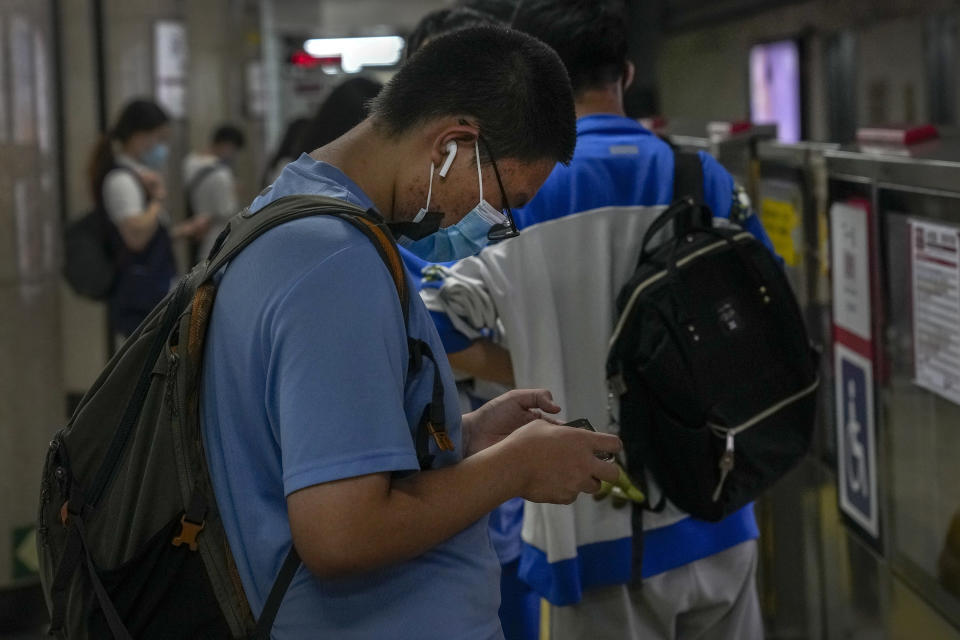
[{"x1": 303, "y1": 36, "x2": 404, "y2": 73}]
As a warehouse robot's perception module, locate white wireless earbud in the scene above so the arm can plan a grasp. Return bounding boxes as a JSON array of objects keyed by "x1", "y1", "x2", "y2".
[{"x1": 438, "y1": 141, "x2": 458, "y2": 178}]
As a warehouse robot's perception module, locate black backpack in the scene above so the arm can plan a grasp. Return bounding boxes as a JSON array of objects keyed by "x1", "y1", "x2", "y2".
[
  {"x1": 606, "y1": 153, "x2": 819, "y2": 522},
  {"x1": 62, "y1": 165, "x2": 148, "y2": 300},
  {"x1": 63, "y1": 206, "x2": 118, "y2": 300},
  {"x1": 39, "y1": 195, "x2": 451, "y2": 639}
]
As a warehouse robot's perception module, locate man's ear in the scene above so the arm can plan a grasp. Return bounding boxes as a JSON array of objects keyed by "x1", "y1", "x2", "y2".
[
  {"x1": 623, "y1": 61, "x2": 636, "y2": 92},
  {"x1": 429, "y1": 118, "x2": 480, "y2": 168}
]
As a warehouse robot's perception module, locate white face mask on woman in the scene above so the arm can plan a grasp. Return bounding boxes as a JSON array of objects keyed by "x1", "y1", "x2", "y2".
[{"x1": 140, "y1": 142, "x2": 169, "y2": 170}]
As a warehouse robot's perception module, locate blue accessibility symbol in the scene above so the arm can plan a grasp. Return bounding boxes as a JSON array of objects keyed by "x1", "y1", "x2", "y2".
[{"x1": 836, "y1": 347, "x2": 878, "y2": 538}]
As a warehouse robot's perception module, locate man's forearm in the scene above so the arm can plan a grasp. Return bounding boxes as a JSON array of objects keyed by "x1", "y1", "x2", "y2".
[
  {"x1": 288, "y1": 440, "x2": 522, "y2": 579},
  {"x1": 118, "y1": 202, "x2": 161, "y2": 251}
]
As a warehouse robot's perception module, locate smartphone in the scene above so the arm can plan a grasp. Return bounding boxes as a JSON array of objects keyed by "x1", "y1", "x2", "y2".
[{"x1": 565, "y1": 419, "x2": 614, "y2": 461}]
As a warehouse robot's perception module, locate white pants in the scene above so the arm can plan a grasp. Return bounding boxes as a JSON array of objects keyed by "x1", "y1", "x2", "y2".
[{"x1": 548, "y1": 540, "x2": 763, "y2": 640}]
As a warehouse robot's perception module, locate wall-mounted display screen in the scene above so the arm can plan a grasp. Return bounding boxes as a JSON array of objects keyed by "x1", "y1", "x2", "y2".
[{"x1": 750, "y1": 39, "x2": 802, "y2": 143}]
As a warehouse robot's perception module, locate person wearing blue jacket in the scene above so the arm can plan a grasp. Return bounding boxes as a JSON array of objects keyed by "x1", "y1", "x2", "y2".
[{"x1": 420, "y1": 2, "x2": 774, "y2": 638}]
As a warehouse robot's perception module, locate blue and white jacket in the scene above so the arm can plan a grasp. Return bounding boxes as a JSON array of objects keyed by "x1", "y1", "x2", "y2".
[{"x1": 412, "y1": 115, "x2": 772, "y2": 605}]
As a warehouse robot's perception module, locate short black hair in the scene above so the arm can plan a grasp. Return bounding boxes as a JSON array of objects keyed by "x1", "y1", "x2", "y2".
[
  {"x1": 370, "y1": 26, "x2": 576, "y2": 165},
  {"x1": 456, "y1": 0, "x2": 519, "y2": 22},
  {"x1": 512, "y1": 0, "x2": 628, "y2": 96},
  {"x1": 212, "y1": 124, "x2": 246, "y2": 149},
  {"x1": 406, "y1": 7, "x2": 502, "y2": 59},
  {"x1": 112, "y1": 98, "x2": 169, "y2": 141}
]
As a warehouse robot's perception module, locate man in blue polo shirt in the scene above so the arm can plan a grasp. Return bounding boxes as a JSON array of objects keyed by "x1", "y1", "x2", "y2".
[
  {"x1": 420, "y1": 2, "x2": 773, "y2": 638},
  {"x1": 201, "y1": 28, "x2": 623, "y2": 640}
]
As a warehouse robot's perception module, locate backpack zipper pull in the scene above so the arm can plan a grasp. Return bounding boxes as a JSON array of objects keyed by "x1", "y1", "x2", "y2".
[{"x1": 712, "y1": 433, "x2": 735, "y2": 502}]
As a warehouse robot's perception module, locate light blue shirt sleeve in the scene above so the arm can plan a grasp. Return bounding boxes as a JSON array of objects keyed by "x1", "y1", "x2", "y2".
[{"x1": 265, "y1": 242, "x2": 421, "y2": 496}]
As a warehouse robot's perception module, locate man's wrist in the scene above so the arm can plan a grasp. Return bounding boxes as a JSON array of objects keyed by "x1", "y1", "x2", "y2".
[{"x1": 471, "y1": 435, "x2": 526, "y2": 499}]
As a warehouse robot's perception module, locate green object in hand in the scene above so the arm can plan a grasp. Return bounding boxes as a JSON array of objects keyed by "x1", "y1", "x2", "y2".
[{"x1": 595, "y1": 464, "x2": 645, "y2": 504}]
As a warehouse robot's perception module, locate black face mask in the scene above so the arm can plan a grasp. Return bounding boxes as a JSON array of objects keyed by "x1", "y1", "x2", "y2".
[{"x1": 387, "y1": 210, "x2": 444, "y2": 241}]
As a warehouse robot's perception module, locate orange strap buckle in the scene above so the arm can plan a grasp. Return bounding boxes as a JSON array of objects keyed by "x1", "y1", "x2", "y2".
[
  {"x1": 427, "y1": 422, "x2": 455, "y2": 452},
  {"x1": 172, "y1": 515, "x2": 205, "y2": 551}
]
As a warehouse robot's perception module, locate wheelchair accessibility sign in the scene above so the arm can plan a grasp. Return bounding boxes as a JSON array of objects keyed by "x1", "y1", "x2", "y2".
[{"x1": 835, "y1": 343, "x2": 879, "y2": 539}]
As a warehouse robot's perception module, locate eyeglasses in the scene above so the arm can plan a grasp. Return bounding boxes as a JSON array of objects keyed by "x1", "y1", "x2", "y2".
[{"x1": 477, "y1": 134, "x2": 520, "y2": 243}]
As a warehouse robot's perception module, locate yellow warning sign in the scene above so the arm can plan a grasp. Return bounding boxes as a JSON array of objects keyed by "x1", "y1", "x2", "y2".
[{"x1": 760, "y1": 197, "x2": 801, "y2": 267}]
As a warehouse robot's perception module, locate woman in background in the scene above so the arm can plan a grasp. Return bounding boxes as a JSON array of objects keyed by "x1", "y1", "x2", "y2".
[
  {"x1": 261, "y1": 117, "x2": 309, "y2": 188},
  {"x1": 293, "y1": 77, "x2": 383, "y2": 156},
  {"x1": 88, "y1": 98, "x2": 176, "y2": 341}
]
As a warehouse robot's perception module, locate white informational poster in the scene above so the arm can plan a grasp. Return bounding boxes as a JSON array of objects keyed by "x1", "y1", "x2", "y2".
[
  {"x1": 911, "y1": 220, "x2": 960, "y2": 406},
  {"x1": 830, "y1": 202, "x2": 872, "y2": 341},
  {"x1": 154, "y1": 20, "x2": 187, "y2": 118}
]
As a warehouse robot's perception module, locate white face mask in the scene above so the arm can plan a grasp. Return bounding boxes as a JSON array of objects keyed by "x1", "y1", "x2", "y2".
[
  {"x1": 140, "y1": 142, "x2": 169, "y2": 169},
  {"x1": 400, "y1": 140, "x2": 508, "y2": 263}
]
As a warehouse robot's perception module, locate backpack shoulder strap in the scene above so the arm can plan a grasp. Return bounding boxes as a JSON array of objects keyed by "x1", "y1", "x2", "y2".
[
  {"x1": 110, "y1": 164, "x2": 149, "y2": 199},
  {"x1": 667, "y1": 149, "x2": 711, "y2": 240},
  {"x1": 184, "y1": 162, "x2": 227, "y2": 217},
  {"x1": 204, "y1": 195, "x2": 409, "y2": 324},
  {"x1": 187, "y1": 162, "x2": 225, "y2": 194},
  {"x1": 250, "y1": 544, "x2": 300, "y2": 639},
  {"x1": 672, "y1": 149, "x2": 704, "y2": 204}
]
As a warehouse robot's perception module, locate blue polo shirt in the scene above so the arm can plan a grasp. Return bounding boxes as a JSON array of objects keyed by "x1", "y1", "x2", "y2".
[{"x1": 202, "y1": 154, "x2": 502, "y2": 639}]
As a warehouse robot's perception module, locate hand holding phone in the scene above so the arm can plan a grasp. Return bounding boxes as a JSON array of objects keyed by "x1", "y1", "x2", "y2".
[{"x1": 565, "y1": 419, "x2": 615, "y2": 461}]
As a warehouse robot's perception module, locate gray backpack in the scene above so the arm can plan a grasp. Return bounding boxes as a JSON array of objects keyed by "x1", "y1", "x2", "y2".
[{"x1": 38, "y1": 195, "x2": 451, "y2": 639}]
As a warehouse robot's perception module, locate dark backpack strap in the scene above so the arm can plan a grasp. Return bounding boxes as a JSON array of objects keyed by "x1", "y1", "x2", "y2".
[
  {"x1": 409, "y1": 338, "x2": 453, "y2": 470},
  {"x1": 670, "y1": 149, "x2": 708, "y2": 237},
  {"x1": 204, "y1": 195, "x2": 415, "y2": 359},
  {"x1": 75, "y1": 514, "x2": 134, "y2": 640},
  {"x1": 250, "y1": 545, "x2": 301, "y2": 640},
  {"x1": 637, "y1": 151, "x2": 712, "y2": 267},
  {"x1": 630, "y1": 502, "x2": 645, "y2": 585},
  {"x1": 112, "y1": 164, "x2": 150, "y2": 199},
  {"x1": 672, "y1": 149, "x2": 704, "y2": 204},
  {"x1": 48, "y1": 524, "x2": 83, "y2": 632},
  {"x1": 50, "y1": 484, "x2": 134, "y2": 640},
  {"x1": 184, "y1": 162, "x2": 226, "y2": 218},
  {"x1": 100, "y1": 165, "x2": 148, "y2": 229},
  {"x1": 107, "y1": 165, "x2": 150, "y2": 223}
]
